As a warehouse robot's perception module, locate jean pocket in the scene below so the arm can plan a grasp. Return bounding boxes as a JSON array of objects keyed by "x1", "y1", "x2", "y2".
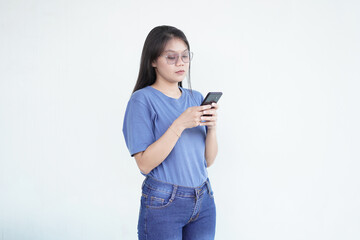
[
  {"x1": 150, "y1": 195, "x2": 165, "y2": 207},
  {"x1": 143, "y1": 186, "x2": 175, "y2": 209}
]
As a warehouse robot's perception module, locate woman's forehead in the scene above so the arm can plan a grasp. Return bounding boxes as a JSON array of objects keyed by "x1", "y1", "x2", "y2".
[{"x1": 163, "y1": 38, "x2": 188, "y2": 52}]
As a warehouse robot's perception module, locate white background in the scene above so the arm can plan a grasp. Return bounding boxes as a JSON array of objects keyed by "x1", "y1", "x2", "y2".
[{"x1": 1, "y1": 0, "x2": 360, "y2": 239}]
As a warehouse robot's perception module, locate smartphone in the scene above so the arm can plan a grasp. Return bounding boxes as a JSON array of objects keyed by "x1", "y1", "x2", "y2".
[
  {"x1": 201, "y1": 92, "x2": 222, "y2": 116},
  {"x1": 201, "y1": 92, "x2": 223, "y2": 106}
]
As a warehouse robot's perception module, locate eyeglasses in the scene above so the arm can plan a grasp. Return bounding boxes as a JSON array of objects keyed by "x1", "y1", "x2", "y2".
[{"x1": 162, "y1": 51, "x2": 193, "y2": 65}]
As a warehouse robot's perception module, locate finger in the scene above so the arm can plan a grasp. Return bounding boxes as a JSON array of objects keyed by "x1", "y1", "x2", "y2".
[
  {"x1": 211, "y1": 102, "x2": 219, "y2": 110},
  {"x1": 201, "y1": 116, "x2": 217, "y2": 122},
  {"x1": 199, "y1": 105, "x2": 212, "y2": 111},
  {"x1": 202, "y1": 110, "x2": 217, "y2": 116},
  {"x1": 194, "y1": 118, "x2": 202, "y2": 125},
  {"x1": 200, "y1": 121, "x2": 216, "y2": 126},
  {"x1": 196, "y1": 111, "x2": 204, "y2": 117}
]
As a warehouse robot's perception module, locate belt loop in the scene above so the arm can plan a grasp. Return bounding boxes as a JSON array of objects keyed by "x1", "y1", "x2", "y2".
[
  {"x1": 170, "y1": 185, "x2": 178, "y2": 202},
  {"x1": 206, "y1": 179, "x2": 212, "y2": 194}
]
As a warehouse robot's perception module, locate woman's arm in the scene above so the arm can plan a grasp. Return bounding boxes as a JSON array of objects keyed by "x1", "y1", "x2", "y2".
[
  {"x1": 204, "y1": 128, "x2": 218, "y2": 167},
  {"x1": 134, "y1": 105, "x2": 213, "y2": 174},
  {"x1": 200, "y1": 103, "x2": 219, "y2": 167},
  {"x1": 133, "y1": 122, "x2": 182, "y2": 174}
]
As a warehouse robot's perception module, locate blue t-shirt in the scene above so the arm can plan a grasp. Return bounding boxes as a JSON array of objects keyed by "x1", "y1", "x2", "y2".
[{"x1": 123, "y1": 86, "x2": 208, "y2": 187}]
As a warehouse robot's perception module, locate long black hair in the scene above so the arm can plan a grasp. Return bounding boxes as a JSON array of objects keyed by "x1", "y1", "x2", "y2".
[{"x1": 132, "y1": 25, "x2": 192, "y2": 93}]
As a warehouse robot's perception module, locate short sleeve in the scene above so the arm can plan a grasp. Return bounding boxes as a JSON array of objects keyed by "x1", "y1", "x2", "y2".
[{"x1": 122, "y1": 99, "x2": 156, "y2": 156}]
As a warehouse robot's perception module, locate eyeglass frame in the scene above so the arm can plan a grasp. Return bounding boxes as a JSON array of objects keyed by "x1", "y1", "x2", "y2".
[{"x1": 161, "y1": 50, "x2": 194, "y2": 65}]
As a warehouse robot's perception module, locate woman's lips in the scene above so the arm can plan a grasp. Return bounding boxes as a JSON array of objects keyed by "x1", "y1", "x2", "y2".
[{"x1": 175, "y1": 70, "x2": 185, "y2": 74}]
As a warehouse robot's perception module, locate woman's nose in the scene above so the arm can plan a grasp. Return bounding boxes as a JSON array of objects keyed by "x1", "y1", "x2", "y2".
[{"x1": 175, "y1": 56, "x2": 185, "y2": 66}]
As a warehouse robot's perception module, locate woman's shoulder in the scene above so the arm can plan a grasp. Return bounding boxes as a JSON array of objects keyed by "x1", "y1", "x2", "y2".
[{"x1": 130, "y1": 86, "x2": 154, "y2": 103}]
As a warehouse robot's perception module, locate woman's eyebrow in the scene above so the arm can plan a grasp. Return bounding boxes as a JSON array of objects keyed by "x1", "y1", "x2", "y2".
[{"x1": 164, "y1": 49, "x2": 188, "y2": 53}]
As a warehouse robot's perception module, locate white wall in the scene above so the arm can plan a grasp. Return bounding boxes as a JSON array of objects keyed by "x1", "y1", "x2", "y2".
[{"x1": 1, "y1": 0, "x2": 359, "y2": 239}]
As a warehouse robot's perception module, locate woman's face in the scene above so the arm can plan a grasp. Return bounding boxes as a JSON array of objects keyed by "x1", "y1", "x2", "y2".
[{"x1": 152, "y1": 38, "x2": 190, "y2": 85}]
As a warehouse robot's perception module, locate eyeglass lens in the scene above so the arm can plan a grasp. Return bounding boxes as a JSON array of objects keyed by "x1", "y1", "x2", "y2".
[{"x1": 165, "y1": 52, "x2": 193, "y2": 64}]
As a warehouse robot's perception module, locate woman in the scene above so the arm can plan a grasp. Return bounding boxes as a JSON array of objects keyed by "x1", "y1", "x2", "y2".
[{"x1": 123, "y1": 25, "x2": 219, "y2": 240}]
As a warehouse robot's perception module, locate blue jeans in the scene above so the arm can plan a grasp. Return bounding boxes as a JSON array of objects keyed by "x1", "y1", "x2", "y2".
[{"x1": 138, "y1": 176, "x2": 216, "y2": 240}]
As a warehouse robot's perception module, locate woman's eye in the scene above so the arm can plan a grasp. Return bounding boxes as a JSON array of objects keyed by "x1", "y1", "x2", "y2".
[{"x1": 167, "y1": 56, "x2": 176, "y2": 60}]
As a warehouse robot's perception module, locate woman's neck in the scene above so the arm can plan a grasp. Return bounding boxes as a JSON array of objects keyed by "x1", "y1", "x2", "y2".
[{"x1": 151, "y1": 80, "x2": 182, "y2": 98}]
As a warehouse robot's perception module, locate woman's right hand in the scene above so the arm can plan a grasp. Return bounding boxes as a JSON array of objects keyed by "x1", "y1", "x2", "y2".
[{"x1": 172, "y1": 105, "x2": 213, "y2": 133}]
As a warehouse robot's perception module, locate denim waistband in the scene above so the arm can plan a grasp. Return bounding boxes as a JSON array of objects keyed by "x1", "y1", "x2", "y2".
[{"x1": 143, "y1": 176, "x2": 212, "y2": 198}]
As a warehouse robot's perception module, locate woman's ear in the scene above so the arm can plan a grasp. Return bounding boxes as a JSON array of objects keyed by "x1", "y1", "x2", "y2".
[{"x1": 151, "y1": 60, "x2": 157, "y2": 68}]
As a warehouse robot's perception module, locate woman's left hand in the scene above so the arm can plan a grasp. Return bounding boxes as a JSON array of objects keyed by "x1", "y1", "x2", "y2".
[{"x1": 199, "y1": 103, "x2": 219, "y2": 130}]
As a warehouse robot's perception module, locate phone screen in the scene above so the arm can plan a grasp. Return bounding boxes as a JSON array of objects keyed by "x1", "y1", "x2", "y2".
[{"x1": 201, "y1": 92, "x2": 223, "y2": 106}]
